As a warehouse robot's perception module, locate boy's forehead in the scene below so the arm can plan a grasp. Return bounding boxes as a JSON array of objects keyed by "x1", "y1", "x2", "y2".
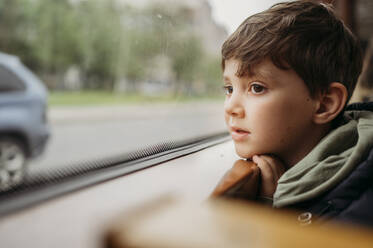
[{"x1": 223, "y1": 58, "x2": 277, "y2": 80}]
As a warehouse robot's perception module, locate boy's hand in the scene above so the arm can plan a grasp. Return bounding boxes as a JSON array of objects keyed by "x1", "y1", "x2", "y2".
[{"x1": 252, "y1": 155, "x2": 286, "y2": 198}]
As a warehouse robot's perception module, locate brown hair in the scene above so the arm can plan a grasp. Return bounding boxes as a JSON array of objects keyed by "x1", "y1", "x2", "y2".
[{"x1": 221, "y1": 0, "x2": 363, "y2": 100}]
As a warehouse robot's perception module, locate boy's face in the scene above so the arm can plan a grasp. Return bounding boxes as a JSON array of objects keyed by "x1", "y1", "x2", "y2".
[{"x1": 223, "y1": 58, "x2": 318, "y2": 164}]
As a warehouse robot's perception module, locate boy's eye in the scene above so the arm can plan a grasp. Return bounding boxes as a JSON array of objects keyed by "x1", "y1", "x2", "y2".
[
  {"x1": 223, "y1": 85, "x2": 233, "y2": 95},
  {"x1": 250, "y1": 84, "x2": 266, "y2": 94}
]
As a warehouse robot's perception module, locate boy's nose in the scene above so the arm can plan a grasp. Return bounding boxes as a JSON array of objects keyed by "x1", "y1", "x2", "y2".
[{"x1": 224, "y1": 95, "x2": 245, "y2": 118}]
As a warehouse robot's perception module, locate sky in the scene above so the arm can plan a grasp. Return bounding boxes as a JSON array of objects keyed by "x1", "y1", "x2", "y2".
[{"x1": 208, "y1": 0, "x2": 284, "y2": 33}]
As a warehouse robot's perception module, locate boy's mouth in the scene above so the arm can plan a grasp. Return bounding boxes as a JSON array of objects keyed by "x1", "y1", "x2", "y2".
[{"x1": 230, "y1": 127, "x2": 250, "y2": 141}]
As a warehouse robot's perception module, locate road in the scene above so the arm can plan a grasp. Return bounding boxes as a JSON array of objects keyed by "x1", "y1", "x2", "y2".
[{"x1": 28, "y1": 102, "x2": 226, "y2": 175}]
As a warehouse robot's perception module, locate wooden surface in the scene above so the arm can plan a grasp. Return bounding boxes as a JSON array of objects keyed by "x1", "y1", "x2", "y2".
[{"x1": 106, "y1": 196, "x2": 373, "y2": 248}]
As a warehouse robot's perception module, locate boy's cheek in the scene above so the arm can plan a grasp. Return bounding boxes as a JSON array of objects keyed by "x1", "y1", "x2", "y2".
[{"x1": 224, "y1": 113, "x2": 230, "y2": 127}]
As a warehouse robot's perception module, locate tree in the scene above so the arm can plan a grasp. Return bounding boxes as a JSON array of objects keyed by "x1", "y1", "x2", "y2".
[
  {"x1": 0, "y1": 0, "x2": 221, "y2": 95},
  {"x1": 74, "y1": 0, "x2": 123, "y2": 90},
  {"x1": 27, "y1": 0, "x2": 78, "y2": 73},
  {"x1": 0, "y1": 0, "x2": 34, "y2": 66},
  {"x1": 170, "y1": 36, "x2": 203, "y2": 95}
]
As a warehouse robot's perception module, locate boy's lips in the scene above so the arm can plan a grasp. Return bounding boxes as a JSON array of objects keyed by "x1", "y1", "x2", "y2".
[{"x1": 230, "y1": 126, "x2": 250, "y2": 141}]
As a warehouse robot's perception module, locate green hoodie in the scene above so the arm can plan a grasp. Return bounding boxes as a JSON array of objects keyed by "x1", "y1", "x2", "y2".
[{"x1": 273, "y1": 110, "x2": 373, "y2": 208}]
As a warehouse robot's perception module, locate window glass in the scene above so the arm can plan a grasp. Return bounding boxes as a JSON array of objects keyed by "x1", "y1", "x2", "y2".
[
  {"x1": 0, "y1": 0, "x2": 367, "y2": 194},
  {"x1": 0, "y1": 0, "x2": 233, "y2": 192}
]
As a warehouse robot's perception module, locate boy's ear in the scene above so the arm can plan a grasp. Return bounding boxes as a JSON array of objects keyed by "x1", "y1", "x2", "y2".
[{"x1": 313, "y1": 82, "x2": 348, "y2": 124}]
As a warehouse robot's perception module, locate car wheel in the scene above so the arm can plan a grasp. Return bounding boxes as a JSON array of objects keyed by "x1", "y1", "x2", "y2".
[{"x1": 0, "y1": 136, "x2": 27, "y2": 190}]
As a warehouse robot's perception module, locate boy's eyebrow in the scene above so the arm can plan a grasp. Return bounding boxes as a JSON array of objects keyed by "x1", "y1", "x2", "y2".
[
  {"x1": 223, "y1": 67, "x2": 276, "y2": 82},
  {"x1": 223, "y1": 76, "x2": 230, "y2": 82},
  {"x1": 250, "y1": 69, "x2": 275, "y2": 81}
]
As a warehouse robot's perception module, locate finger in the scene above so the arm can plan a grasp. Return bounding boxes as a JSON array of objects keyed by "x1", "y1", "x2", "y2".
[
  {"x1": 260, "y1": 155, "x2": 285, "y2": 181},
  {"x1": 260, "y1": 155, "x2": 282, "y2": 181},
  {"x1": 252, "y1": 155, "x2": 274, "y2": 182},
  {"x1": 253, "y1": 155, "x2": 277, "y2": 198},
  {"x1": 259, "y1": 155, "x2": 278, "y2": 181}
]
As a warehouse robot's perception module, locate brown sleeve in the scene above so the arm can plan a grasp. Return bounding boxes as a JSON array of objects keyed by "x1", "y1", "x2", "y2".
[{"x1": 210, "y1": 159, "x2": 260, "y2": 200}]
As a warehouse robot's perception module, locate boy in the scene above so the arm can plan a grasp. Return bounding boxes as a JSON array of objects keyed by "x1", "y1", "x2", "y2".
[{"x1": 212, "y1": 0, "x2": 373, "y2": 227}]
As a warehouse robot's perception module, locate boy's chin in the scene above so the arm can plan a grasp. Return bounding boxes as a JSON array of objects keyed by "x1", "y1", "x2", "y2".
[{"x1": 234, "y1": 146, "x2": 256, "y2": 160}]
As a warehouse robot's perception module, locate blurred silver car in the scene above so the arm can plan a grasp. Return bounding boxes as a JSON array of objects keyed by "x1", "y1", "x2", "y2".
[{"x1": 0, "y1": 52, "x2": 50, "y2": 189}]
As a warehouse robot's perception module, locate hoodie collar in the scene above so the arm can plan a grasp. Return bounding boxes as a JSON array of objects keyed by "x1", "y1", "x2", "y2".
[{"x1": 273, "y1": 109, "x2": 373, "y2": 208}]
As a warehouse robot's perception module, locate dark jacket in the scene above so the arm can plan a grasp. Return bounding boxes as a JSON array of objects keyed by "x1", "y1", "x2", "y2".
[{"x1": 289, "y1": 102, "x2": 373, "y2": 228}]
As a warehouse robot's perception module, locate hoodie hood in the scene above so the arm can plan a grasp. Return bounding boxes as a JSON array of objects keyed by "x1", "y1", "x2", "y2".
[{"x1": 273, "y1": 109, "x2": 373, "y2": 208}]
